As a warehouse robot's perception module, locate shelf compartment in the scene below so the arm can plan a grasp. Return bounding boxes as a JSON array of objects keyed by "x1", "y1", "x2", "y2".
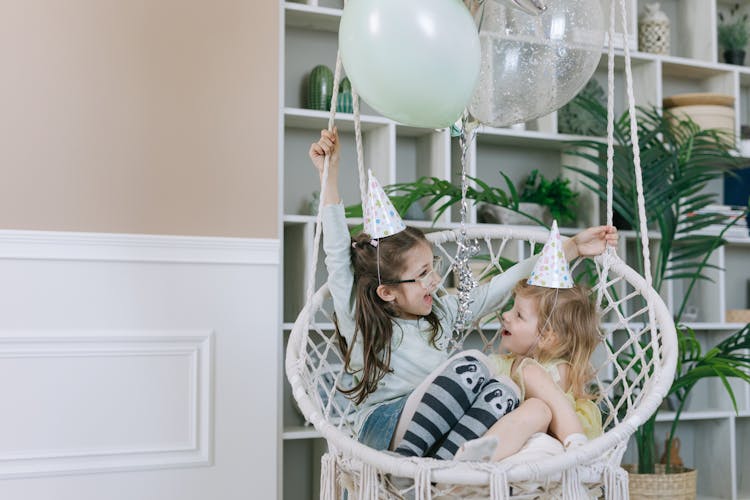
[
  {"x1": 285, "y1": 2, "x2": 341, "y2": 33},
  {"x1": 676, "y1": 329, "x2": 750, "y2": 415},
  {"x1": 282, "y1": 223, "x2": 331, "y2": 324},
  {"x1": 738, "y1": 73, "x2": 750, "y2": 142},
  {"x1": 283, "y1": 438, "x2": 327, "y2": 500},
  {"x1": 661, "y1": 60, "x2": 736, "y2": 103},
  {"x1": 283, "y1": 125, "x2": 393, "y2": 216},
  {"x1": 592, "y1": 54, "x2": 660, "y2": 115},
  {"x1": 284, "y1": 23, "x2": 376, "y2": 115},
  {"x1": 669, "y1": 247, "x2": 724, "y2": 324},
  {"x1": 622, "y1": 417, "x2": 734, "y2": 499},
  {"x1": 644, "y1": 0, "x2": 717, "y2": 62},
  {"x1": 724, "y1": 245, "x2": 750, "y2": 313},
  {"x1": 737, "y1": 415, "x2": 750, "y2": 499},
  {"x1": 394, "y1": 127, "x2": 451, "y2": 223}
]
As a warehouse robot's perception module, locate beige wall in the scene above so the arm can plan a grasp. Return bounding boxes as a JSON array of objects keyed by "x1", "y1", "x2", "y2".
[{"x1": 0, "y1": 0, "x2": 278, "y2": 238}]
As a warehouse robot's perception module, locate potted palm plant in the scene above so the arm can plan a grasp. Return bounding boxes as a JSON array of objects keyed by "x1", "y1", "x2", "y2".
[
  {"x1": 718, "y1": 4, "x2": 750, "y2": 65},
  {"x1": 564, "y1": 97, "x2": 750, "y2": 495}
]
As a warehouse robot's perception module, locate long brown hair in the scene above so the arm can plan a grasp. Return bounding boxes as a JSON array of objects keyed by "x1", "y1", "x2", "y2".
[
  {"x1": 336, "y1": 227, "x2": 442, "y2": 404},
  {"x1": 513, "y1": 280, "x2": 601, "y2": 400}
]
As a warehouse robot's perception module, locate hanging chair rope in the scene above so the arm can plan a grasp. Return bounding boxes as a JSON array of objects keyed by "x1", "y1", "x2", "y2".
[{"x1": 615, "y1": 0, "x2": 661, "y2": 369}]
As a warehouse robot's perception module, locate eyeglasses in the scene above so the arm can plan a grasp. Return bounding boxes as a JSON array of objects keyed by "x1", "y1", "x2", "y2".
[{"x1": 382, "y1": 256, "x2": 444, "y2": 289}]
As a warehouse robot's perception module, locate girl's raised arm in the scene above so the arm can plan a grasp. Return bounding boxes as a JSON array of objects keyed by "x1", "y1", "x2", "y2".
[{"x1": 309, "y1": 127, "x2": 341, "y2": 206}]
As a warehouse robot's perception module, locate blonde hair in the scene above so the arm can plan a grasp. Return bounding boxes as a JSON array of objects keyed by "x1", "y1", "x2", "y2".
[{"x1": 513, "y1": 280, "x2": 601, "y2": 400}]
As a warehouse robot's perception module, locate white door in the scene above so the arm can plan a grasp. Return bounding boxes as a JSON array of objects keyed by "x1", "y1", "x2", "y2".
[{"x1": 0, "y1": 232, "x2": 280, "y2": 500}]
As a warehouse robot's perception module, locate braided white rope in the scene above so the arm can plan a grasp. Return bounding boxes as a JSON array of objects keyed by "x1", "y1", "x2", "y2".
[
  {"x1": 353, "y1": 91, "x2": 367, "y2": 210},
  {"x1": 616, "y1": 0, "x2": 661, "y2": 366},
  {"x1": 616, "y1": 0, "x2": 653, "y2": 287},
  {"x1": 304, "y1": 50, "x2": 344, "y2": 313},
  {"x1": 605, "y1": 0, "x2": 616, "y2": 228}
]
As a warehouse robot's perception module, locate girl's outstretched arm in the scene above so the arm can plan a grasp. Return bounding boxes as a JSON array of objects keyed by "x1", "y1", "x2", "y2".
[
  {"x1": 309, "y1": 127, "x2": 341, "y2": 205},
  {"x1": 463, "y1": 224, "x2": 618, "y2": 320},
  {"x1": 313, "y1": 128, "x2": 357, "y2": 344}
]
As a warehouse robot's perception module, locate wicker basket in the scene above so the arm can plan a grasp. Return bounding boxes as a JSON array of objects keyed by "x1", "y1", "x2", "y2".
[
  {"x1": 624, "y1": 464, "x2": 696, "y2": 499},
  {"x1": 726, "y1": 309, "x2": 750, "y2": 323}
]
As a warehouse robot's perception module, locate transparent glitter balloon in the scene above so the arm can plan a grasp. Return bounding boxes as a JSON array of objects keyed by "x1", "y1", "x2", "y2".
[{"x1": 468, "y1": 0, "x2": 605, "y2": 127}]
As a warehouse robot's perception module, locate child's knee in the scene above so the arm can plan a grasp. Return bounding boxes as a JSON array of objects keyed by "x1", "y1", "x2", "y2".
[
  {"x1": 447, "y1": 352, "x2": 492, "y2": 394},
  {"x1": 478, "y1": 378, "x2": 520, "y2": 416},
  {"x1": 523, "y1": 397, "x2": 553, "y2": 427}
]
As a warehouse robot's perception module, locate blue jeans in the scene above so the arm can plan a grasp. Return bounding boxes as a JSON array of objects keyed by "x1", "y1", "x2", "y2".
[{"x1": 358, "y1": 396, "x2": 408, "y2": 451}]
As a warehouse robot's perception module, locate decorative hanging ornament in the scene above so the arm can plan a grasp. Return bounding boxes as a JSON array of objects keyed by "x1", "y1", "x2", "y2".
[
  {"x1": 468, "y1": 0, "x2": 605, "y2": 128},
  {"x1": 363, "y1": 170, "x2": 406, "y2": 240},
  {"x1": 452, "y1": 112, "x2": 481, "y2": 339},
  {"x1": 339, "y1": 0, "x2": 481, "y2": 128},
  {"x1": 527, "y1": 220, "x2": 574, "y2": 289}
]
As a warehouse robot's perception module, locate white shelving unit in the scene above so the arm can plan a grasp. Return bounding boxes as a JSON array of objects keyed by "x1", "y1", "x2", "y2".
[{"x1": 280, "y1": 1, "x2": 750, "y2": 498}]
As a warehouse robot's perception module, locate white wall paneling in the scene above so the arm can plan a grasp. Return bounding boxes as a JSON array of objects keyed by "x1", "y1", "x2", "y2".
[
  {"x1": 0, "y1": 230, "x2": 280, "y2": 500},
  {"x1": 0, "y1": 330, "x2": 212, "y2": 478}
]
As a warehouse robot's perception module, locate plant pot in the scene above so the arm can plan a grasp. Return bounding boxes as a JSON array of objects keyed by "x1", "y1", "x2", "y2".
[
  {"x1": 477, "y1": 202, "x2": 550, "y2": 226},
  {"x1": 306, "y1": 64, "x2": 334, "y2": 111},
  {"x1": 723, "y1": 49, "x2": 746, "y2": 65},
  {"x1": 624, "y1": 464, "x2": 696, "y2": 500}
]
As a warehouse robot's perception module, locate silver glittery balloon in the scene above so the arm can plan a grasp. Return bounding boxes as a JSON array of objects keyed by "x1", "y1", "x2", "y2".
[{"x1": 469, "y1": 0, "x2": 604, "y2": 127}]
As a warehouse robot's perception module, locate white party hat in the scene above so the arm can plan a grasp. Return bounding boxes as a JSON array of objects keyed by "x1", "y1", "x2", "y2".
[
  {"x1": 527, "y1": 220, "x2": 574, "y2": 289},
  {"x1": 363, "y1": 169, "x2": 406, "y2": 239}
]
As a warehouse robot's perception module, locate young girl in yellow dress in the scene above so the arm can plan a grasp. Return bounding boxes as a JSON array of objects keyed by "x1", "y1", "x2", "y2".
[{"x1": 459, "y1": 223, "x2": 604, "y2": 462}]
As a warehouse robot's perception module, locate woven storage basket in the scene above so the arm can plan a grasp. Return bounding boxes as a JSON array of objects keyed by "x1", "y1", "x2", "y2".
[
  {"x1": 726, "y1": 309, "x2": 750, "y2": 323},
  {"x1": 625, "y1": 464, "x2": 696, "y2": 499}
]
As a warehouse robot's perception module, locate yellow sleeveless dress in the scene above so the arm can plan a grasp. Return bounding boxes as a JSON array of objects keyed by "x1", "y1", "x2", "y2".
[{"x1": 489, "y1": 354, "x2": 603, "y2": 440}]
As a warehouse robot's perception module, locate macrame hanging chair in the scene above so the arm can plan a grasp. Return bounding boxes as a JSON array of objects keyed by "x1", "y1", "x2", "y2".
[{"x1": 285, "y1": 1, "x2": 678, "y2": 498}]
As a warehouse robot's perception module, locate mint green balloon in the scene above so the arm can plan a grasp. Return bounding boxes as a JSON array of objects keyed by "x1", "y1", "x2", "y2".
[{"x1": 339, "y1": 0, "x2": 480, "y2": 128}]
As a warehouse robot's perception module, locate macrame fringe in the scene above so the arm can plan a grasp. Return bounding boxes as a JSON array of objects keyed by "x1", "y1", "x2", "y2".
[
  {"x1": 604, "y1": 464, "x2": 629, "y2": 500},
  {"x1": 561, "y1": 467, "x2": 589, "y2": 500},
  {"x1": 490, "y1": 471, "x2": 509, "y2": 500},
  {"x1": 414, "y1": 465, "x2": 432, "y2": 500},
  {"x1": 360, "y1": 462, "x2": 380, "y2": 500},
  {"x1": 319, "y1": 453, "x2": 338, "y2": 500}
]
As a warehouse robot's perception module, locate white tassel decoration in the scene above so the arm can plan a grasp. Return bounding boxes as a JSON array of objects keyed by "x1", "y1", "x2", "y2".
[
  {"x1": 360, "y1": 462, "x2": 379, "y2": 500},
  {"x1": 414, "y1": 465, "x2": 432, "y2": 500},
  {"x1": 320, "y1": 453, "x2": 337, "y2": 500},
  {"x1": 561, "y1": 467, "x2": 590, "y2": 499},
  {"x1": 490, "y1": 471, "x2": 510, "y2": 500},
  {"x1": 604, "y1": 464, "x2": 629, "y2": 500}
]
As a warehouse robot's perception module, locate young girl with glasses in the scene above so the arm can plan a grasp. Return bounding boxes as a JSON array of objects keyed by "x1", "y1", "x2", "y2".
[{"x1": 309, "y1": 128, "x2": 617, "y2": 459}]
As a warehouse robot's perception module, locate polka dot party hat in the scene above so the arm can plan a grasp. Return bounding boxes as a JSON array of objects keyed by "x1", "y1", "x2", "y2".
[
  {"x1": 363, "y1": 169, "x2": 406, "y2": 240},
  {"x1": 527, "y1": 220, "x2": 574, "y2": 289}
]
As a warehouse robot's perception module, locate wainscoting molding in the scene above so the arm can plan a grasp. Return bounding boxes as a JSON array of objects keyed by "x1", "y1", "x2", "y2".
[
  {"x1": 0, "y1": 229, "x2": 279, "y2": 265},
  {"x1": 0, "y1": 330, "x2": 213, "y2": 478}
]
